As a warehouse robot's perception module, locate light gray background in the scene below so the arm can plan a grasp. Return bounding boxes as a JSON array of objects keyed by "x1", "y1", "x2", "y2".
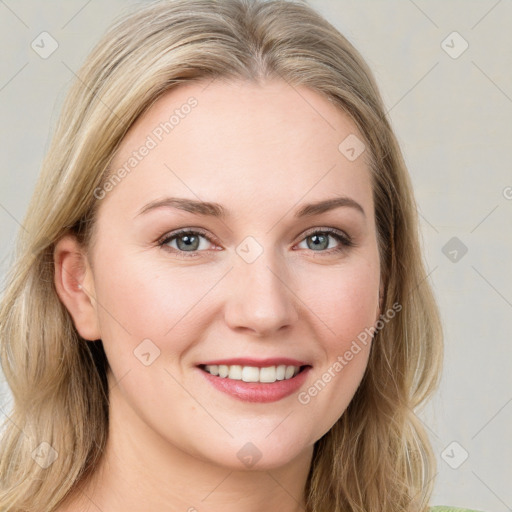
[{"x1": 1, "y1": 1, "x2": 511, "y2": 510}]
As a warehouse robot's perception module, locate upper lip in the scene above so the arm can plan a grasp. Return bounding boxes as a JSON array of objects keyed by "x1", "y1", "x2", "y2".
[{"x1": 197, "y1": 357, "x2": 310, "y2": 368}]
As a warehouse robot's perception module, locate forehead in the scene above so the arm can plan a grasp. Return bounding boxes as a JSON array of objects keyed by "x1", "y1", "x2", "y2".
[{"x1": 100, "y1": 78, "x2": 373, "y2": 222}]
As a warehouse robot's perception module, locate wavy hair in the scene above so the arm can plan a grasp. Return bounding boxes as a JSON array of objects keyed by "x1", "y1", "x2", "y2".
[{"x1": 0, "y1": 0, "x2": 443, "y2": 510}]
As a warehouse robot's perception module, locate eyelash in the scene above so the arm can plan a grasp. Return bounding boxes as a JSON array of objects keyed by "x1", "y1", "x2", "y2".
[{"x1": 157, "y1": 227, "x2": 354, "y2": 260}]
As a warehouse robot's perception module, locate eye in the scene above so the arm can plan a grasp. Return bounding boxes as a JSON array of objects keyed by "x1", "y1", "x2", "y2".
[
  {"x1": 157, "y1": 228, "x2": 218, "y2": 259},
  {"x1": 295, "y1": 228, "x2": 353, "y2": 255},
  {"x1": 157, "y1": 226, "x2": 354, "y2": 259}
]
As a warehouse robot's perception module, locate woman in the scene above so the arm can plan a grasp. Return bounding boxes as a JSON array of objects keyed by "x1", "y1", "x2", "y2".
[{"x1": 0, "y1": 0, "x2": 482, "y2": 511}]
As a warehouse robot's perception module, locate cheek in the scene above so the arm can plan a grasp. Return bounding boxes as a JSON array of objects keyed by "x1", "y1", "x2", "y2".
[
  {"x1": 293, "y1": 256, "x2": 379, "y2": 432},
  {"x1": 92, "y1": 260, "x2": 169, "y2": 338},
  {"x1": 300, "y1": 257, "x2": 380, "y2": 347},
  {"x1": 91, "y1": 252, "x2": 226, "y2": 357},
  {"x1": 92, "y1": 233, "x2": 379, "y2": 351},
  {"x1": 90, "y1": 255, "x2": 213, "y2": 410},
  {"x1": 93, "y1": 244, "x2": 379, "y2": 349}
]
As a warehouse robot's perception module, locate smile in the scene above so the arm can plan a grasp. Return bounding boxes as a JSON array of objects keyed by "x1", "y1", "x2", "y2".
[
  {"x1": 201, "y1": 364, "x2": 302, "y2": 383},
  {"x1": 197, "y1": 358, "x2": 312, "y2": 402}
]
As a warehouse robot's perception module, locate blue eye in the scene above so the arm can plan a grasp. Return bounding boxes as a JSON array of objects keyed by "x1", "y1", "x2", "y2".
[
  {"x1": 158, "y1": 228, "x2": 215, "y2": 259},
  {"x1": 158, "y1": 227, "x2": 353, "y2": 259},
  {"x1": 297, "y1": 228, "x2": 353, "y2": 254}
]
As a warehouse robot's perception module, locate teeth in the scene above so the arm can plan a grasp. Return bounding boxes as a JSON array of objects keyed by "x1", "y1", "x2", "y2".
[
  {"x1": 208, "y1": 365, "x2": 219, "y2": 376},
  {"x1": 285, "y1": 365, "x2": 295, "y2": 379},
  {"x1": 228, "y1": 365, "x2": 242, "y2": 380},
  {"x1": 259, "y1": 366, "x2": 276, "y2": 383},
  {"x1": 276, "y1": 365, "x2": 286, "y2": 380},
  {"x1": 203, "y1": 364, "x2": 301, "y2": 383},
  {"x1": 242, "y1": 366, "x2": 260, "y2": 382}
]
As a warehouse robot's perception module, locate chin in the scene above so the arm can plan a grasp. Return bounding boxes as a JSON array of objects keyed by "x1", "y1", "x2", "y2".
[{"x1": 195, "y1": 431, "x2": 314, "y2": 472}]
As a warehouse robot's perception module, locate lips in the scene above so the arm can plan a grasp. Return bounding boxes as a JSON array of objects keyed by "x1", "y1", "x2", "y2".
[{"x1": 197, "y1": 358, "x2": 312, "y2": 402}]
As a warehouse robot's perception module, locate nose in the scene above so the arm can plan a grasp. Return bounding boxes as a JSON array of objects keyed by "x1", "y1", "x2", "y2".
[{"x1": 223, "y1": 252, "x2": 299, "y2": 337}]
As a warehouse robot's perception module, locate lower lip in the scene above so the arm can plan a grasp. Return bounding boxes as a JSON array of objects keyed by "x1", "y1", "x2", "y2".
[{"x1": 199, "y1": 367, "x2": 311, "y2": 403}]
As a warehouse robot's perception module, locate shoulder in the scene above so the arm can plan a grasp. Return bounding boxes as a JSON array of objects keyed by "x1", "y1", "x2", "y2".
[{"x1": 430, "y1": 507, "x2": 486, "y2": 512}]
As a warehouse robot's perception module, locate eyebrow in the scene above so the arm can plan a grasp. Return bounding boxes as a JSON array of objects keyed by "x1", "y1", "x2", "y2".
[{"x1": 136, "y1": 195, "x2": 366, "y2": 219}]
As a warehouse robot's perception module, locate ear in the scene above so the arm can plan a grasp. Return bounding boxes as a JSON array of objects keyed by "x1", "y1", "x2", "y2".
[{"x1": 54, "y1": 234, "x2": 101, "y2": 341}]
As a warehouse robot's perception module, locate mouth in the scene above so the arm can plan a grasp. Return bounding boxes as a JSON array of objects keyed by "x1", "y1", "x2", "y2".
[
  {"x1": 197, "y1": 358, "x2": 312, "y2": 403},
  {"x1": 196, "y1": 358, "x2": 312, "y2": 402},
  {"x1": 199, "y1": 363, "x2": 309, "y2": 383}
]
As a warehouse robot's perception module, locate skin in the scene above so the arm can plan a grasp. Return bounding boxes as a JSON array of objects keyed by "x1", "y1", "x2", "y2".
[{"x1": 54, "y1": 78, "x2": 382, "y2": 511}]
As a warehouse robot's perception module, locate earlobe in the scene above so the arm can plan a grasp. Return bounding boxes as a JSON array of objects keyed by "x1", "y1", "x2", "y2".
[{"x1": 54, "y1": 235, "x2": 101, "y2": 341}]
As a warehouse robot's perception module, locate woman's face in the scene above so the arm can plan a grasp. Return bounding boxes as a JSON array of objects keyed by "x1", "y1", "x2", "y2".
[{"x1": 80, "y1": 79, "x2": 381, "y2": 470}]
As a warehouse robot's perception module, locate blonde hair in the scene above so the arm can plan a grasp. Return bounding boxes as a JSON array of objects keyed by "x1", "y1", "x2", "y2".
[{"x1": 0, "y1": 0, "x2": 443, "y2": 510}]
